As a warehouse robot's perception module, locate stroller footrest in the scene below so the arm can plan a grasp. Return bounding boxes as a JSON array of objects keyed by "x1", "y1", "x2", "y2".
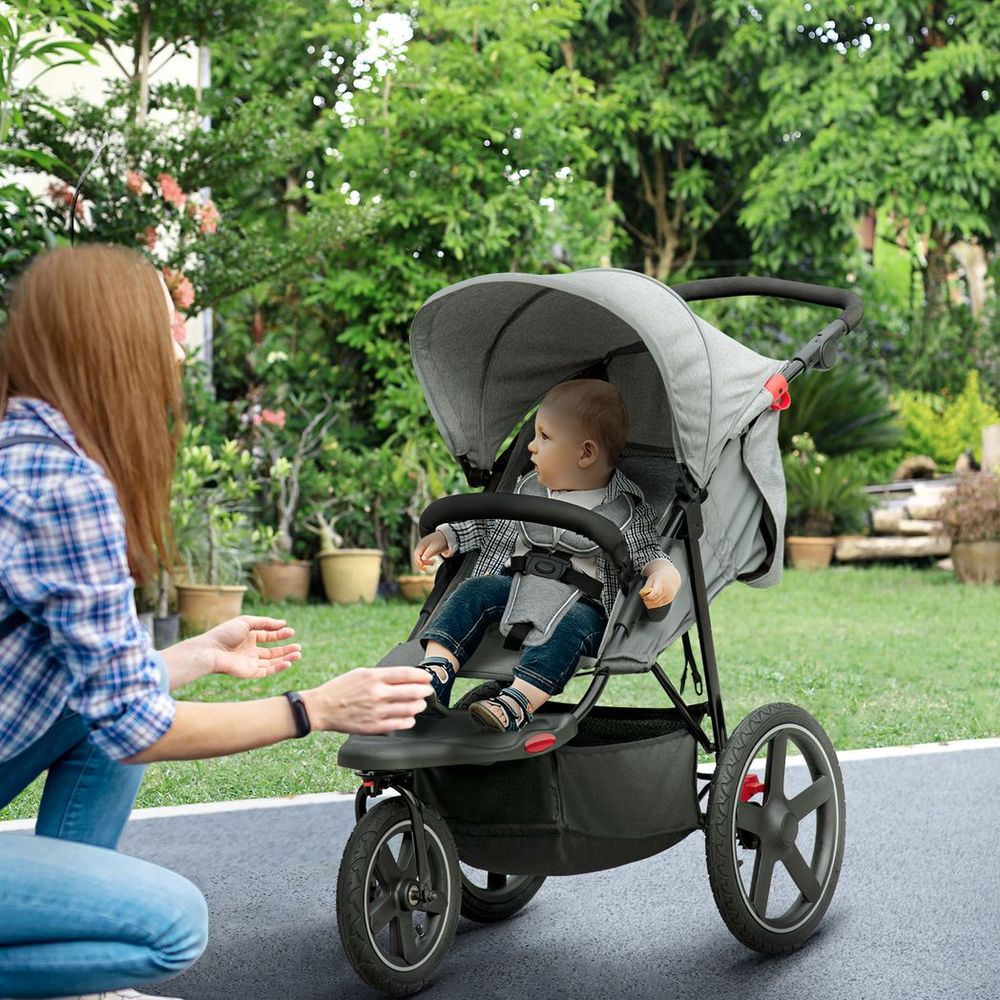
[{"x1": 337, "y1": 709, "x2": 579, "y2": 771}]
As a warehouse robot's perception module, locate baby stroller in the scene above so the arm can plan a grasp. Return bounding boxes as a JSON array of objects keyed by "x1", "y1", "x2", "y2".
[{"x1": 335, "y1": 270, "x2": 860, "y2": 995}]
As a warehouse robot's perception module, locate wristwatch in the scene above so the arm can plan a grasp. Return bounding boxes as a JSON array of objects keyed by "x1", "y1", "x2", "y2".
[{"x1": 283, "y1": 690, "x2": 312, "y2": 738}]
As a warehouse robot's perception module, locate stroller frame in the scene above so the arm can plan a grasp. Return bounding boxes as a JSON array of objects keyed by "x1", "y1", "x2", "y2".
[{"x1": 336, "y1": 277, "x2": 859, "y2": 994}]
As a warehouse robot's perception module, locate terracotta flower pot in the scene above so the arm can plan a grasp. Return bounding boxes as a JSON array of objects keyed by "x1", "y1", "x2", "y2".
[
  {"x1": 254, "y1": 559, "x2": 312, "y2": 603},
  {"x1": 317, "y1": 549, "x2": 383, "y2": 604},
  {"x1": 176, "y1": 584, "x2": 247, "y2": 632},
  {"x1": 951, "y1": 541, "x2": 1000, "y2": 584},
  {"x1": 786, "y1": 536, "x2": 836, "y2": 570},
  {"x1": 396, "y1": 573, "x2": 436, "y2": 602}
]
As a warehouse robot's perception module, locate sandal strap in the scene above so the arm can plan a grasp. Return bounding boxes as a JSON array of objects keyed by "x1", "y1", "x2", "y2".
[
  {"x1": 495, "y1": 686, "x2": 533, "y2": 727},
  {"x1": 419, "y1": 655, "x2": 455, "y2": 680}
]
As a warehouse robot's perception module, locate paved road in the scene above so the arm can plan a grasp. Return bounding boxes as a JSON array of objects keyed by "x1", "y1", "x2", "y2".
[{"x1": 121, "y1": 746, "x2": 999, "y2": 1000}]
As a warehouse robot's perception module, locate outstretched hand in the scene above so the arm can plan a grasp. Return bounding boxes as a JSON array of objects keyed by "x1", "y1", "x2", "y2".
[{"x1": 199, "y1": 615, "x2": 303, "y2": 680}]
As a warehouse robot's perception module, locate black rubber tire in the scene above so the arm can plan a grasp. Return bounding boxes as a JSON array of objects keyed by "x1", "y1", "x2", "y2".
[
  {"x1": 337, "y1": 798, "x2": 461, "y2": 995},
  {"x1": 451, "y1": 681, "x2": 547, "y2": 922},
  {"x1": 705, "y1": 702, "x2": 846, "y2": 955}
]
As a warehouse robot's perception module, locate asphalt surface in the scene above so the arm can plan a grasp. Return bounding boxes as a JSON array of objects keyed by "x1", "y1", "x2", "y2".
[{"x1": 108, "y1": 744, "x2": 1000, "y2": 1000}]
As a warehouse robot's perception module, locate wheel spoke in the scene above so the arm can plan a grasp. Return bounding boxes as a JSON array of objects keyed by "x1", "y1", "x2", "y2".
[
  {"x1": 764, "y1": 734, "x2": 788, "y2": 801},
  {"x1": 782, "y1": 846, "x2": 822, "y2": 903},
  {"x1": 397, "y1": 832, "x2": 416, "y2": 877},
  {"x1": 392, "y1": 914, "x2": 420, "y2": 965},
  {"x1": 368, "y1": 890, "x2": 398, "y2": 934},
  {"x1": 749, "y1": 845, "x2": 777, "y2": 916},
  {"x1": 736, "y1": 801, "x2": 764, "y2": 835},
  {"x1": 374, "y1": 843, "x2": 403, "y2": 885},
  {"x1": 789, "y1": 774, "x2": 834, "y2": 820}
]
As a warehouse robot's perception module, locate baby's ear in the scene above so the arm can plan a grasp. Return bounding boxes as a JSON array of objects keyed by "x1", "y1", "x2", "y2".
[{"x1": 579, "y1": 438, "x2": 600, "y2": 468}]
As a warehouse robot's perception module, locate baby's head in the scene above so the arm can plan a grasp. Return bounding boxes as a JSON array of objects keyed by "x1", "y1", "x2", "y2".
[{"x1": 527, "y1": 379, "x2": 628, "y2": 491}]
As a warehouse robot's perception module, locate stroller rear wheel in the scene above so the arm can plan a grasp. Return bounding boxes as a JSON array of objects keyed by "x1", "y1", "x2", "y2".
[
  {"x1": 337, "y1": 798, "x2": 461, "y2": 995},
  {"x1": 705, "y1": 702, "x2": 845, "y2": 954}
]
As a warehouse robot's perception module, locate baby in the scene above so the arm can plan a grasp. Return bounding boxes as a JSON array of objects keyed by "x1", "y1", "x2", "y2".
[{"x1": 412, "y1": 379, "x2": 682, "y2": 732}]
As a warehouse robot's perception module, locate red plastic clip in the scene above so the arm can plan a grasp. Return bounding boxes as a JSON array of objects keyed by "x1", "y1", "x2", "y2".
[
  {"x1": 764, "y1": 373, "x2": 791, "y2": 411},
  {"x1": 739, "y1": 774, "x2": 767, "y2": 802},
  {"x1": 523, "y1": 732, "x2": 557, "y2": 754}
]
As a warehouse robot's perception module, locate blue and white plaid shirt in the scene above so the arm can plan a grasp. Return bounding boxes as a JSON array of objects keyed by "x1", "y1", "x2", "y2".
[
  {"x1": 0, "y1": 397, "x2": 175, "y2": 763},
  {"x1": 440, "y1": 467, "x2": 671, "y2": 619}
]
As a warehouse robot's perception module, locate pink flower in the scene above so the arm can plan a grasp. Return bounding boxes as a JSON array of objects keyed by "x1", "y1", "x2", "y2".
[
  {"x1": 47, "y1": 181, "x2": 84, "y2": 218},
  {"x1": 171, "y1": 311, "x2": 188, "y2": 345},
  {"x1": 261, "y1": 409, "x2": 286, "y2": 430},
  {"x1": 161, "y1": 267, "x2": 195, "y2": 310},
  {"x1": 137, "y1": 225, "x2": 157, "y2": 249},
  {"x1": 199, "y1": 199, "x2": 220, "y2": 234},
  {"x1": 125, "y1": 170, "x2": 145, "y2": 195},
  {"x1": 157, "y1": 173, "x2": 187, "y2": 209}
]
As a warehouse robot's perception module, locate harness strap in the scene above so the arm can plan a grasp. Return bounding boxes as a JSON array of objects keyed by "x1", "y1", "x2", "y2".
[
  {"x1": 508, "y1": 550, "x2": 603, "y2": 600},
  {"x1": 503, "y1": 620, "x2": 532, "y2": 651}
]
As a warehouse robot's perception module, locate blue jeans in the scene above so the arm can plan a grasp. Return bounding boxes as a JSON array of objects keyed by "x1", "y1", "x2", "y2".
[
  {"x1": 421, "y1": 572, "x2": 607, "y2": 696},
  {"x1": 0, "y1": 653, "x2": 208, "y2": 997}
]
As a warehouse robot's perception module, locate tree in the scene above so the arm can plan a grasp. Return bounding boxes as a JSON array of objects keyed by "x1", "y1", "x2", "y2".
[{"x1": 566, "y1": 0, "x2": 769, "y2": 280}]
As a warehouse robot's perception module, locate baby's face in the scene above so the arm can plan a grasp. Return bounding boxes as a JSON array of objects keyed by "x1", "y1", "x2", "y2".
[{"x1": 527, "y1": 405, "x2": 594, "y2": 490}]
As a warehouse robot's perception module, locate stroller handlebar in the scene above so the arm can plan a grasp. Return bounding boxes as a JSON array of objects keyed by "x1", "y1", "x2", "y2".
[
  {"x1": 419, "y1": 493, "x2": 637, "y2": 592},
  {"x1": 670, "y1": 276, "x2": 863, "y2": 330},
  {"x1": 671, "y1": 276, "x2": 863, "y2": 380}
]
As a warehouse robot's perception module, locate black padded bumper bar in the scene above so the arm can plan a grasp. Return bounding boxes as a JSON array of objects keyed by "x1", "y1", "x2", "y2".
[{"x1": 419, "y1": 493, "x2": 637, "y2": 592}]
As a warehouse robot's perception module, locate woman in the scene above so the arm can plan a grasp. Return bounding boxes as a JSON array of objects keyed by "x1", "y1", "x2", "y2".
[{"x1": 0, "y1": 245, "x2": 433, "y2": 1000}]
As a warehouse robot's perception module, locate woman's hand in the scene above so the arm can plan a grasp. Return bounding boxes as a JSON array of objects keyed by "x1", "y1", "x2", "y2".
[
  {"x1": 413, "y1": 530, "x2": 450, "y2": 572},
  {"x1": 302, "y1": 667, "x2": 435, "y2": 734},
  {"x1": 197, "y1": 615, "x2": 302, "y2": 679}
]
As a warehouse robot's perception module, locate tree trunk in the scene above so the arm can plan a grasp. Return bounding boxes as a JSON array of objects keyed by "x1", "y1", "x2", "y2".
[
  {"x1": 922, "y1": 225, "x2": 952, "y2": 319},
  {"x1": 135, "y1": 0, "x2": 152, "y2": 127},
  {"x1": 599, "y1": 164, "x2": 614, "y2": 268}
]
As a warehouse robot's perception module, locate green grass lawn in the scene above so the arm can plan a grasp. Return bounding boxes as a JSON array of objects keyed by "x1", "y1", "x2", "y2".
[{"x1": 2, "y1": 565, "x2": 997, "y2": 822}]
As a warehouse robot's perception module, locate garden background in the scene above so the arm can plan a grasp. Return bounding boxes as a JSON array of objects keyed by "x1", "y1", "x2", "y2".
[{"x1": 1, "y1": 0, "x2": 998, "y2": 815}]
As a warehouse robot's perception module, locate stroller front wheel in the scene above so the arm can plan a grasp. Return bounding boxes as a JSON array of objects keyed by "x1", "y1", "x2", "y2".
[
  {"x1": 337, "y1": 798, "x2": 461, "y2": 995},
  {"x1": 705, "y1": 702, "x2": 846, "y2": 954}
]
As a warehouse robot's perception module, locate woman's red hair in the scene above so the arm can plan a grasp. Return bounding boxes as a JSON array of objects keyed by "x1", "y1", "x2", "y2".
[{"x1": 0, "y1": 244, "x2": 184, "y2": 583}]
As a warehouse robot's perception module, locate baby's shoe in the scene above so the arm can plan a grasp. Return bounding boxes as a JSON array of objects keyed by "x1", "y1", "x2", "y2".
[
  {"x1": 419, "y1": 655, "x2": 456, "y2": 713},
  {"x1": 469, "y1": 686, "x2": 533, "y2": 733}
]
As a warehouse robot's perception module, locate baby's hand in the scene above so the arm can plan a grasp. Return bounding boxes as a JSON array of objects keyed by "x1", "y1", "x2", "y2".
[
  {"x1": 639, "y1": 563, "x2": 682, "y2": 609},
  {"x1": 413, "y1": 530, "x2": 451, "y2": 572}
]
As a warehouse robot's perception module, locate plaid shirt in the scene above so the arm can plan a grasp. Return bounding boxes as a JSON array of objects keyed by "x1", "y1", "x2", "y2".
[
  {"x1": 441, "y1": 467, "x2": 671, "y2": 619},
  {"x1": 0, "y1": 397, "x2": 175, "y2": 763}
]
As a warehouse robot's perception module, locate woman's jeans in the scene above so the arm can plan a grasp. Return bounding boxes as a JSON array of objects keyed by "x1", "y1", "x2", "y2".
[
  {"x1": 0, "y1": 653, "x2": 208, "y2": 997},
  {"x1": 420, "y1": 572, "x2": 607, "y2": 696}
]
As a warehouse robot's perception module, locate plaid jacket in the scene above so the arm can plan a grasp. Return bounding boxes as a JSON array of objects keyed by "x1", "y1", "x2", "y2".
[
  {"x1": 0, "y1": 397, "x2": 175, "y2": 762},
  {"x1": 441, "y1": 467, "x2": 670, "y2": 619}
]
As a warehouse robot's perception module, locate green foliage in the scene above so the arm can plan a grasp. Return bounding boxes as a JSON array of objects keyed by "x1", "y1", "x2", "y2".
[
  {"x1": 777, "y1": 363, "x2": 901, "y2": 456},
  {"x1": 940, "y1": 471, "x2": 1000, "y2": 543},
  {"x1": 893, "y1": 370, "x2": 1000, "y2": 468},
  {"x1": 783, "y1": 432, "x2": 873, "y2": 536},
  {"x1": 172, "y1": 430, "x2": 262, "y2": 585}
]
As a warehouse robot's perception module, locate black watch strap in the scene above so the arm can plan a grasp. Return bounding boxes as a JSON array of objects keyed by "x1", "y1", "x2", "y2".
[{"x1": 283, "y1": 690, "x2": 311, "y2": 738}]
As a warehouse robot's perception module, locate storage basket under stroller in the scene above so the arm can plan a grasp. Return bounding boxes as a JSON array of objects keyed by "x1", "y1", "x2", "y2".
[{"x1": 414, "y1": 704, "x2": 705, "y2": 876}]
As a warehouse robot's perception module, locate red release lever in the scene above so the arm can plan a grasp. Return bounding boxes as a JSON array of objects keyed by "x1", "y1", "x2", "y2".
[
  {"x1": 740, "y1": 774, "x2": 767, "y2": 802},
  {"x1": 765, "y1": 373, "x2": 791, "y2": 411},
  {"x1": 523, "y1": 733, "x2": 557, "y2": 754}
]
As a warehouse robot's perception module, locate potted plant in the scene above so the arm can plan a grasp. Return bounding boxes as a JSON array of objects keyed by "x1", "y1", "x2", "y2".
[
  {"x1": 248, "y1": 395, "x2": 341, "y2": 603},
  {"x1": 784, "y1": 433, "x2": 871, "y2": 569},
  {"x1": 308, "y1": 507, "x2": 383, "y2": 604},
  {"x1": 172, "y1": 433, "x2": 261, "y2": 630},
  {"x1": 940, "y1": 471, "x2": 1000, "y2": 583},
  {"x1": 393, "y1": 441, "x2": 445, "y2": 602},
  {"x1": 151, "y1": 561, "x2": 181, "y2": 648}
]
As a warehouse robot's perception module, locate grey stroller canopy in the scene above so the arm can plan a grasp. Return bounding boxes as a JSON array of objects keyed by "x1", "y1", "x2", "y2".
[{"x1": 410, "y1": 268, "x2": 790, "y2": 674}]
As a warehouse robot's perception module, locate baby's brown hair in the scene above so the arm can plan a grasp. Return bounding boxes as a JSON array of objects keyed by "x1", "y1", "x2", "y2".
[{"x1": 542, "y1": 379, "x2": 629, "y2": 467}]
